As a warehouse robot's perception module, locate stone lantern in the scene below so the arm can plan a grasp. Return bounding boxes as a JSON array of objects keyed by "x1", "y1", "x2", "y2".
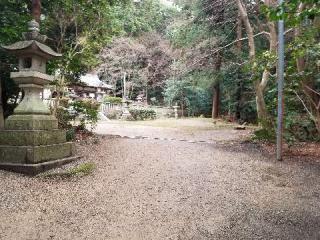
[{"x1": 0, "y1": 20, "x2": 79, "y2": 174}]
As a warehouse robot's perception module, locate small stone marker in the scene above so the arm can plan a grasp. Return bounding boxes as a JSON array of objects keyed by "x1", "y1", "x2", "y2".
[{"x1": 173, "y1": 104, "x2": 179, "y2": 119}]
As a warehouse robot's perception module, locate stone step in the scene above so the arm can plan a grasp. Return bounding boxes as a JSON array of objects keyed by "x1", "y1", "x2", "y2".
[
  {"x1": 0, "y1": 142, "x2": 75, "y2": 164},
  {"x1": 0, "y1": 130, "x2": 66, "y2": 146}
]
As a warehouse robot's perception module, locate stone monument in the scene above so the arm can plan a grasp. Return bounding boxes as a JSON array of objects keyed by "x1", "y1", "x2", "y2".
[
  {"x1": 121, "y1": 99, "x2": 133, "y2": 120},
  {"x1": 0, "y1": 2, "x2": 79, "y2": 174}
]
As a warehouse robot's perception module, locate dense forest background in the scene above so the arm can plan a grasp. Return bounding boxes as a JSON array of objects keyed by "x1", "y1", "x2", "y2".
[{"x1": 0, "y1": 0, "x2": 319, "y2": 142}]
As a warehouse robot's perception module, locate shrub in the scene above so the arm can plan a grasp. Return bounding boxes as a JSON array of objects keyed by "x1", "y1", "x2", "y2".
[
  {"x1": 59, "y1": 97, "x2": 70, "y2": 108},
  {"x1": 56, "y1": 107, "x2": 74, "y2": 129},
  {"x1": 253, "y1": 128, "x2": 276, "y2": 142},
  {"x1": 253, "y1": 114, "x2": 320, "y2": 144},
  {"x1": 129, "y1": 108, "x2": 157, "y2": 121},
  {"x1": 71, "y1": 99, "x2": 100, "y2": 130},
  {"x1": 66, "y1": 128, "x2": 76, "y2": 141},
  {"x1": 284, "y1": 113, "x2": 320, "y2": 143},
  {"x1": 106, "y1": 109, "x2": 123, "y2": 120},
  {"x1": 104, "y1": 96, "x2": 123, "y2": 104}
]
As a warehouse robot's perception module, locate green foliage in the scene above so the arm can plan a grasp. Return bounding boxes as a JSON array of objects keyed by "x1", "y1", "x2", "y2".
[
  {"x1": 284, "y1": 113, "x2": 320, "y2": 142},
  {"x1": 0, "y1": 1, "x2": 29, "y2": 44},
  {"x1": 66, "y1": 128, "x2": 76, "y2": 142},
  {"x1": 55, "y1": 99, "x2": 102, "y2": 140},
  {"x1": 114, "y1": 0, "x2": 176, "y2": 36},
  {"x1": 56, "y1": 107, "x2": 74, "y2": 129},
  {"x1": 43, "y1": 0, "x2": 124, "y2": 81},
  {"x1": 129, "y1": 108, "x2": 157, "y2": 120},
  {"x1": 164, "y1": 73, "x2": 212, "y2": 116},
  {"x1": 253, "y1": 128, "x2": 276, "y2": 143},
  {"x1": 263, "y1": 0, "x2": 320, "y2": 25},
  {"x1": 71, "y1": 99, "x2": 100, "y2": 130},
  {"x1": 0, "y1": 1, "x2": 30, "y2": 119},
  {"x1": 168, "y1": 21, "x2": 211, "y2": 48},
  {"x1": 220, "y1": 66, "x2": 257, "y2": 123},
  {"x1": 106, "y1": 109, "x2": 123, "y2": 120},
  {"x1": 104, "y1": 96, "x2": 123, "y2": 104}
]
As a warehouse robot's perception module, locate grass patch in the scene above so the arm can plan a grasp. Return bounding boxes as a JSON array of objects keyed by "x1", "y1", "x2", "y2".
[
  {"x1": 41, "y1": 162, "x2": 96, "y2": 179},
  {"x1": 252, "y1": 128, "x2": 276, "y2": 143},
  {"x1": 68, "y1": 162, "x2": 96, "y2": 176}
]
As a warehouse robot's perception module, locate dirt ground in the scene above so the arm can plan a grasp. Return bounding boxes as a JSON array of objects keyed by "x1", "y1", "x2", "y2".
[
  {"x1": 94, "y1": 119, "x2": 252, "y2": 143},
  {"x1": 0, "y1": 119, "x2": 319, "y2": 240}
]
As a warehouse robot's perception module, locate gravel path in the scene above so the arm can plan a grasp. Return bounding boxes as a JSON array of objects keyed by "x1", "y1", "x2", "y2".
[{"x1": 0, "y1": 124, "x2": 319, "y2": 239}]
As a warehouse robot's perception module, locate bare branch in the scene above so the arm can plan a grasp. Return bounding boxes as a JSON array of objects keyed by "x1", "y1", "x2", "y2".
[
  {"x1": 212, "y1": 31, "x2": 270, "y2": 54},
  {"x1": 294, "y1": 90, "x2": 315, "y2": 120},
  {"x1": 305, "y1": 85, "x2": 320, "y2": 97}
]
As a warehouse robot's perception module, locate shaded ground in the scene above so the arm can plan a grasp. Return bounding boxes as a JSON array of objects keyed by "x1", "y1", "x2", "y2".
[{"x1": 0, "y1": 119, "x2": 319, "y2": 240}]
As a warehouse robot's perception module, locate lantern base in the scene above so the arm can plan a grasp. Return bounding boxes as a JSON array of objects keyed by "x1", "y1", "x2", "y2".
[
  {"x1": 0, "y1": 114, "x2": 80, "y2": 175},
  {"x1": 0, "y1": 142, "x2": 76, "y2": 164},
  {"x1": 0, "y1": 156, "x2": 81, "y2": 175}
]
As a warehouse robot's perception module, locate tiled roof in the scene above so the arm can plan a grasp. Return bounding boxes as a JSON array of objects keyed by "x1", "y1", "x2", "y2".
[{"x1": 80, "y1": 74, "x2": 113, "y2": 89}]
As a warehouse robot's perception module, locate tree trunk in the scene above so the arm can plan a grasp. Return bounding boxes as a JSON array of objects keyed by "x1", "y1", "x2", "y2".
[
  {"x1": 236, "y1": 0, "x2": 255, "y2": 61},
  {"x1": 0, "y1": 78, "x2": 4, "y2": 129},
  {"x1": 235, "y1": 12, "x2": 243, "y2": 121},
  {"x1": 316, "y1": 111, "x2": 320, "y2": 134},
  {"x1": 255, "y1": 20, "x2": 277, "y2": 121},
  {"x1": 145, "y1": 87, "x2": 148, "y2": 104},
  {"x1": 237, "y1": 0, "x2": 278, "y2": 123},
  {"x1": 236, "y1": 12, "x2": 243, "y2": 51},
  {"x1": 255, "y1": 71, "x2": 269, "y2": 121},
  {"x1": 212, "y1": 83, "x2": 220, "y2": 119},
  {"x1": 235, "y1": 78, "x2": 243, "y2": 121},
  {"x1": 212, "y1": 55, "x2": 222, "y2": 119},
  {"x1": 295, "y1": 3, "x2": 306, "y2": 73},
  {"x1": 181, "y1": 100, "x2": 184, "y2": 118}
]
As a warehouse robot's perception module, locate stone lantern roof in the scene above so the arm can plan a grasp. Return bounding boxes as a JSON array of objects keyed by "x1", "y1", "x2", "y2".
[
  {"x1": 2, "y1": 40, "x2": 61, "y2": 59},
  {"x1": 2, "y1": 20, "x2": 61, "y2": 59}
]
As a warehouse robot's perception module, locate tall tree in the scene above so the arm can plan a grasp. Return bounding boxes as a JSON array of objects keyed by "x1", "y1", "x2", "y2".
[
  {"x1": 0, "y1": 77, "x2": 3, "y2": 129},
  {"x1": 236, "y1": 0, "x2": 277, "y2": 122}
]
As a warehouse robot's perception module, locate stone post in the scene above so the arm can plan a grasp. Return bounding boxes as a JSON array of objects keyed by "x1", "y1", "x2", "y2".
[{"x1": 173, "y1": 104, "x2": 179, "y2": 119}]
